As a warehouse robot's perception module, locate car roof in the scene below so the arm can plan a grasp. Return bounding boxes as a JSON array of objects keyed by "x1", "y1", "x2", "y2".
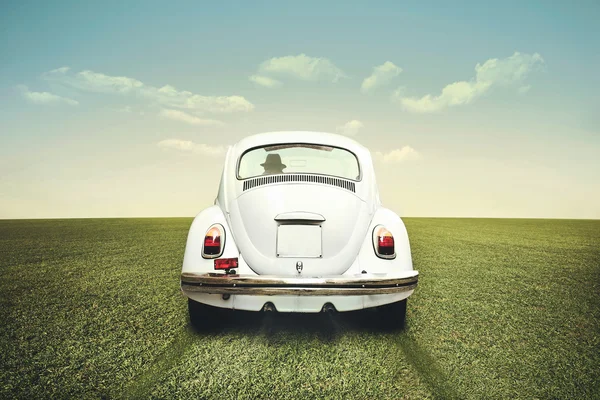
[{"x1": 232, "y1": 131, "x2": 369, "y2": 156}]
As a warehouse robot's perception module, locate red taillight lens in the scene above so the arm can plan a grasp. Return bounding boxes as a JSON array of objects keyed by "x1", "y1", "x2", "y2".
[
  {"x1": 202, "y1": 224, "x2": 225, "y2": 258},
  {"x1": 204, "y1": 227, "x2": 221, "y2": 253},
  {"x1": 373, "y1": 226, "x2": 395, "y2": 259},
  {"x1": 214, "y1": 258, "x2": 238, "y2": 270}
]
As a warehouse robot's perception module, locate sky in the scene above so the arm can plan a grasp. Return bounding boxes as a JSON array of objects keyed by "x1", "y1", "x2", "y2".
[{"x1": 1, "y1": 0, "x2": 599, "y2": 219}]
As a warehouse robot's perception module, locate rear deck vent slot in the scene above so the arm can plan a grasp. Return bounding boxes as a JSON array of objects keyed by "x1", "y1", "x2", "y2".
[{"x1": 243, "y1": 174, "x2": 355, "y2": 192}]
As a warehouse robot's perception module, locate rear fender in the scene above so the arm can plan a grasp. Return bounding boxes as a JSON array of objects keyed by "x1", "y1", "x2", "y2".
[
  {"x1": 182, "y1": 206, "x2": 240, "y2": 274},
  {"x1": 356, "y1": 207, "x2": 413, "y2": 274}
]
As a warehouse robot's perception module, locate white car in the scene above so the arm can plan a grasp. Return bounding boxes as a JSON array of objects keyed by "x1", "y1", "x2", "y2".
[{"x1": 181, "y1": 131, "x2": 418, "y2": 328}]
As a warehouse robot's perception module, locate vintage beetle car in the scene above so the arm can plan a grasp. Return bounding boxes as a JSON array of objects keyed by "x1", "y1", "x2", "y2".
[{"x1": 181, "y1": 131, "x2": 418, "y2": 328}]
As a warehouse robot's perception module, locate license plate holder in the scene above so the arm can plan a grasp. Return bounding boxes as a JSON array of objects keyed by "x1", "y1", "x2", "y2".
[{"x1": 276, "y1": 224, "x2": 322, "y2": 258}]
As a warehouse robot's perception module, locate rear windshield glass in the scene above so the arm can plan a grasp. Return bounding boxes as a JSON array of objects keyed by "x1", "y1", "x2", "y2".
[{"x1": 238, "y1": 144, "x2": 360, "y2": 181}]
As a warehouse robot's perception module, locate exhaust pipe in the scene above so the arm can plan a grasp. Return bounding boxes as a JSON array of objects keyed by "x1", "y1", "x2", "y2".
[
  {"x1": 322, "y1": 303, "x2": 337, "y2": 313},
  {"x1": 262, "y1": 302, "x2": 276, "y2": 312}
]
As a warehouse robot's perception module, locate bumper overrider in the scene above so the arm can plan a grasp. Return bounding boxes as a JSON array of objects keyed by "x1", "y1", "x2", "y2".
[{"x1": 181, "y1": 271, "x2": 418, "y2": 296}]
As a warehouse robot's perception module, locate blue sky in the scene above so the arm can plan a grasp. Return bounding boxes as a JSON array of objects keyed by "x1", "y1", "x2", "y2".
[{"x1": 1, "y1": 0, "x2": 599, "y2": 218}]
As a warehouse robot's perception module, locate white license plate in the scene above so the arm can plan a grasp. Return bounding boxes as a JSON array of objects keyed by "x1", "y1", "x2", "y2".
[{"x1": 277, "y1": 225, "x2": 322, "y2": 258}]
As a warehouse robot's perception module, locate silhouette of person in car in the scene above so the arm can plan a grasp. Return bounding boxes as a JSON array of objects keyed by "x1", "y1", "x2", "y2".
[{"x1": 261, "y1": 153, "x2": 287, "y2": 175}]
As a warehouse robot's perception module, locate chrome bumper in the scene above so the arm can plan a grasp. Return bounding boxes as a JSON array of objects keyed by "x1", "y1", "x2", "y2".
[{"x1": 180, "y1": 272, "x2": 418, "y2": 296}]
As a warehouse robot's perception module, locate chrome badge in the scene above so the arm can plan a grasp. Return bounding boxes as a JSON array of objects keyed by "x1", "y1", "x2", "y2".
[{"x1": 296, "y1": 261, "x2": 303, "y2": 274}]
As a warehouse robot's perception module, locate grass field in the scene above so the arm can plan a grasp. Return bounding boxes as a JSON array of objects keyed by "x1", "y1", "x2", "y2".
[{"x1": 1, "y1": 218, "x2": 599, "y2": 399}]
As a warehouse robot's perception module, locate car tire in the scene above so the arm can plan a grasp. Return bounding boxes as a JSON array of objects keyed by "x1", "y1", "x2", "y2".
[
  {"x1": 377, "y1": 299, "x2": 407, "y2": 330},
  {"x1": 188, "y1": 298, "x2": 223, "y2": 331}
]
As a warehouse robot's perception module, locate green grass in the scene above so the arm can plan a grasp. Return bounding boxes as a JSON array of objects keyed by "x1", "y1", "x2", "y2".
[{"x1": 0, "y1": 218, "x2": 599, "y2": 399}]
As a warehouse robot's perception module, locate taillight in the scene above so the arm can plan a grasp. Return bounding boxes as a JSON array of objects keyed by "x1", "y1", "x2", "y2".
[
  {"x1": 373, "y1": 225, "x2": 395, "y2": 259},
  {"x1": 202, "y1": 223, "x2": 225, "y2": 258}
]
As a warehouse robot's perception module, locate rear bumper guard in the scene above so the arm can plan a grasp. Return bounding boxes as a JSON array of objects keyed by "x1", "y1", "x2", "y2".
[{"x1": 180, "y1": 272, "x2": 418, "y2": 296}]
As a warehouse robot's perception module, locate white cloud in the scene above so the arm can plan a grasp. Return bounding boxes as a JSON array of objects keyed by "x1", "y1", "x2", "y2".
[
  {"x1": 249, "y1": 75, "x2": 282, "y2": 88},
  {"x1": 43, "y1": 68, "x2": 143, "y2": 94},
  {"x1": 374, "y1": 146, "x2": 420, "y2": 163},
  {"x1": 361, "y1": 61, "x2": 402, "y2": 93},
  {"x1": 393, "y1": 52, "x2": 544, "y2": 113},
  {"x1": 17, "y1": 85, "x2": 79, "y2": 106},
  {"x1": 518, "y1": 85, "x2": 532, "y2": 94},
  {"x1": 336, "y1": 120, "x2": 364, "y2": 136},
  {"x1": 142, "y1": 85, "x2": 254, "y2": 113},
  {"x1": 116, "y1": 105, "x2": 145, "y2": 115},
  {"x1": 157, "y1": 139, "x2": 226, "y2": 156},
  {"x1": 43, "y1": 68, "x2": 254, "y2": 113},
  {"x1": 158, "y1": 109, "x2": 225, "y2": 127},
  {"x1": 77, "y1": 70, "x2": 144, "y2": 93},
  {"x1": 255, "y1": 53, "x2": 347, "y2": 83},
  {"x1": 48, "y1": 66, "x2": 70, "y2": 74}
]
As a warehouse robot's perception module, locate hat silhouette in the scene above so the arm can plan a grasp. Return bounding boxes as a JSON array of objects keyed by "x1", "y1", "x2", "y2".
[{"x1": 261, "y1": 153, "x2": 286, "y2": 169}]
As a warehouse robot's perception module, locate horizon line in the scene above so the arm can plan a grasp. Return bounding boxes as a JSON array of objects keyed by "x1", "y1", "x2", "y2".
[{"x1": 0, "y1": 216, "x2": 598, "y2": 221}]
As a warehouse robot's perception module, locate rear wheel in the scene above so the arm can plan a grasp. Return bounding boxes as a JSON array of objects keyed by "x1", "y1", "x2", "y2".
[
  {"x1": 376, "y1": 299, "x2": 407, "y2": 330},
  {"x1": 188, "y1": 298, "x2": 224, "y2": 331}
]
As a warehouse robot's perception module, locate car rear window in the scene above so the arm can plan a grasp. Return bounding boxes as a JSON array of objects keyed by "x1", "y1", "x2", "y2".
[{"x1": 237, "y1": 143, "x2": 360, "y2": 181}]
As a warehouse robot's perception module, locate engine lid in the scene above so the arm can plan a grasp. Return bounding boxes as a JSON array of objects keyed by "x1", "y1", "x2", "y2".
[{"x1": 228, "y1": 183, "x2": 372, "y2": 276}]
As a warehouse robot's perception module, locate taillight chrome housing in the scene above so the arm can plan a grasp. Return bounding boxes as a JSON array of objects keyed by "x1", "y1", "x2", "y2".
[
  {"x1": 372, "y1": 225, "x2": 396, "y2": 259},
  {"x1": 202, "y1": 223, "x2": 225, "y2": 259}
]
